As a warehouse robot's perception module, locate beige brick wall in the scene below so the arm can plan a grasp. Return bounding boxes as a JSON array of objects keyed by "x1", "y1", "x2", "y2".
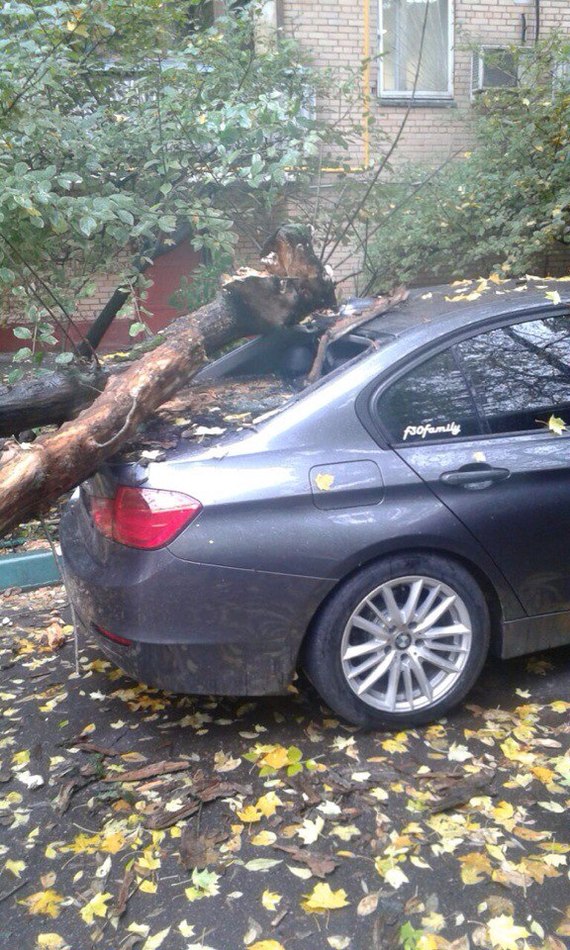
[
  {"x1": 2, "y1": 261, "x2": 133, "y2": 330},
  {"x1": 283, "y1": 0, "x2": 570, "y2": 164},
  {"x1": 73, "y1": 263, "x2": 134, "y2": 324},
  {"x1": 281, "y1": 0, "x2": 570, "y2": 288}
]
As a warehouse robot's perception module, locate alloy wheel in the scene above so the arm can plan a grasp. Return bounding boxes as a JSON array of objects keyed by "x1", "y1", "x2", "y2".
[{"x1": 340, "y1": 575, "x2": 473, "y2": 713}]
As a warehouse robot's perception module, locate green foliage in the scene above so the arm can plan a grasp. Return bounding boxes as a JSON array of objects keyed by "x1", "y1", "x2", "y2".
[
  {"x1": 398, "y1": 921, "x2": 423, "y2": 950},
  {"x1": 0, "y1": 0, "x2": 349, "y2": 362},
  {"x1": 169, "y1": 250, "x2": 234, "y2": 312},
  {"x1": 364, "y1": 39, "x2": 570, "y2": 291}
]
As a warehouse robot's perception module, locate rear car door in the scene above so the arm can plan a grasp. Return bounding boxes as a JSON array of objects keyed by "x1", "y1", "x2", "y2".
[{"x1": 374, "y1": 310, "x2": 570, "y2": 617}]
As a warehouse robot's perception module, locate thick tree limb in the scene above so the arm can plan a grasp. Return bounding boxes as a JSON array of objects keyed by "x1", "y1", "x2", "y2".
[
  {"x1": 0, "y1": 364, "x2": 108, "y2": 438},
  {"x1": 1, "y1": 226, "x2": 337, "y2": 440},
  {"x1": 0, "y1": 226, "x2": 336, "y2": 537}
]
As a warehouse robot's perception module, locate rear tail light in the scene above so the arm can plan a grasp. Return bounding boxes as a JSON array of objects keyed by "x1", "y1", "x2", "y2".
[
  {"x1": 91, "y1": 495, "x2": 113, "y2": 538},
  {"x1": 89, "y1": 486, "x2": 201, "y2": 549},
  {"x1": 94, "y1": 624, "x2": 133, "y2": 647}
]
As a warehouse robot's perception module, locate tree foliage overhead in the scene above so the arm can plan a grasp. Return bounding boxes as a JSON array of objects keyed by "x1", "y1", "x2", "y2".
[
  {"x1": 363, "y1": 39, "x2": 570, "y2": 292},
  {"x1": 0, "y1": 0, "x2": 348, "y2": 369}
]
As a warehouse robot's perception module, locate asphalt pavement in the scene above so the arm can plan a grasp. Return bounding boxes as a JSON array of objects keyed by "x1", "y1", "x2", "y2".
[{"x1": 0, "y1": 584, "x2": 569, "y2": 950}]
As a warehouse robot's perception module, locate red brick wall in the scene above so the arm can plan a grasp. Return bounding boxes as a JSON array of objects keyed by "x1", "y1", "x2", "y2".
[{"x1": 0, "y1": 241, "x2": 203, "y2": 354}]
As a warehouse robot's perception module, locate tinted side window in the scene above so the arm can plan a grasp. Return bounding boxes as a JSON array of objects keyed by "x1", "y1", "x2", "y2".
[
  {"x1": 456, "y1": 314, "x2": 570, "y2": 434},
  {"x1": 377, "y1": 349, "x2": 481, "y2": 444}
]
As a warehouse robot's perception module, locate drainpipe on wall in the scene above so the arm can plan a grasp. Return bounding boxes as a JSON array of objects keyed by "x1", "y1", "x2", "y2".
[
  {"x1": 255, "y1": 0, "x2": 281, "y2": 50},
  {"x1": 282, "y1": 0, "x2": 371, "y2": 174},
  {"x1": 362, "y1": 0, "x2": 371, "y2": 168},
  {"x1": 514, "y1": 0, "x2": 540, "y2": 44},
  {"x1": 320, "y1": 0, "x2": 371, "y2": 172}
]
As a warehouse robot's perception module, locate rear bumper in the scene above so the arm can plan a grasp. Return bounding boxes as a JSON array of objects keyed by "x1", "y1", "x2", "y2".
[{"x1": 60, "y1": 501, "x2": 334, "y2": 695}]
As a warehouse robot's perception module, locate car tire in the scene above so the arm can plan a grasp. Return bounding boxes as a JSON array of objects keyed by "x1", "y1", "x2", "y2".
[{"x1": 302, "y1": 553, "x2": 490, "y2": 729}]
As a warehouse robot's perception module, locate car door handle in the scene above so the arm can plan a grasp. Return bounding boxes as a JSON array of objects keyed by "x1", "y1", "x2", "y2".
[{"x1": 440, "y1": 465, "x2": 510, "y2": 487}]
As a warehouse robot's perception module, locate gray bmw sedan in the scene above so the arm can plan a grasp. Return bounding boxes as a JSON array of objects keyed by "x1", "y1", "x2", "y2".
[{"x1": 61, "y1": 282, "x2": 570, "y2": 728}]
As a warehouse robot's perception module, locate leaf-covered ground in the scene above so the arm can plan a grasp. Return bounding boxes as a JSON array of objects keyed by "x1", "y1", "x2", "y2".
[{"x1": 0, "y1": 585, "x2": 569, "y2": 950}]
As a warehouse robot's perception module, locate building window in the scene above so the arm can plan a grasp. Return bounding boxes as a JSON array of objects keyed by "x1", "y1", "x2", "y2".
[
  {"x1": 471, "y1": 47, "x2": 531, "y2": 94},
  {"x1": 379, "y1": 0, "x2": 453, "y2": 99}
]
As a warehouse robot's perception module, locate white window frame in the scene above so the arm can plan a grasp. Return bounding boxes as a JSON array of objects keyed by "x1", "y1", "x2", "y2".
[
  {"x1": 471, "y1": 46, "x2": 532, "y2": 96},
  {"x1": 378, "y1": 0, "x2": 454, "y2": 100},
  {"x1": 553, "y1": 59, "x2": 570, "y2": 89}
]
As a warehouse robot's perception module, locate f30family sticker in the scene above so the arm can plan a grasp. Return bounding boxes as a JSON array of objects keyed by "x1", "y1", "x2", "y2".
[{"x1": 402, "y1": 422, "x2": 461, "y2": 441}]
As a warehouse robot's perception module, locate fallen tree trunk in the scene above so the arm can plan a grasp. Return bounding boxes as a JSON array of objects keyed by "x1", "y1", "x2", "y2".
[
  {"x1": 0, "y1": 226, "x2": 336, "y2": 537},
  {"x1": 0, "y1": 224, "x2": 335, "y2": 438}
]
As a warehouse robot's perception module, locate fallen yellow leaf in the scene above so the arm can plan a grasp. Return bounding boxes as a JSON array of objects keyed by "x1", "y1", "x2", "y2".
[
  {"x1": 301, "y1": 882, "x2": 349, "y2": 914},
  {"x1": 251, "y1": 830, "x2": 277, "y2": 847},
  {"x1": 500, "y1": 738, "x2": 535, "y2": 765},
  {"x1": 261, "y1": 746, "x2": 290, "y2": 770},
  {"x1": 137, "y1": 848, "x2": 161, "y2": 871},
  {"x1": 80, "y1": 892, "x2": 112, "y2": 925},
  {"x1": 249, "y1": 942, "x2": 286, "y2": 950},
  {"x1": 556, "y1": 905, "x2": 570, "y2": 936},
  {"x1": 421, "y1": 911, "x2": 445, "y2": 933},
  {"x1": 141, "y1": 928, "x2": 171, "y2": 950},
  {"x1": 417, "y1": 936, "x2": 439, "y2": 950},
  {"x1": 256, "y1": 792, "x2": 282, "y2": 818},
  {"x1": 4, "y1": 859, "x2": 26, "y2": 877},
  {"x1": 11, "y1": 750, "x2": 30, "y2": 770},
  {"x1": 382, "y1": 736, "x2": 407, "y2": 754},
  {"x1": 458, "y1": 852, "x2": 493, "y2": 885},
  {"x1": 492, "y1": 801, "x2": 514, "y2": 823},
  {"x1": 532, "y1": 765, "x2": 555, "y2": 784},
  {"x1": 315, "y1": 473, "x2": 335, "y2": 492},
  {"x1": 21, "y1": 890, "x2": 64, "y2": 919},
  {"x1": 546, "y1": 290, "x2": 562, "y2": 305},
  {"x1": 261, "y1": 890, "x2": 282, "y2": 911},
  {"x1": 384, "y1": 866, "x2": 409, "y2": 889},
  {"x1": 548, "y1": 414, "x2": 567, "y2": 436},
  {"x1": 139, "y1": 879, "x2": 158, "y2": 894},
  {"x1": 36, "y1": 936, "x2": 67, "y2": 950},
  {"x1": 487, "y1": 914, "x2": 530, "y2": 949},
  {"x1": 237, "y1": 805, "x2": 262, "y2": 823},
  {"x1": 331, "y1": 824, "x2": 360, "y2": 842}
]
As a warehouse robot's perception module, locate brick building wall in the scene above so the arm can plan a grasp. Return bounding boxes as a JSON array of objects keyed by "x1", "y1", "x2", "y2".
[
  {"x1": 0, "y1": 243, "x2": 204, "y2": 354},
  {"x1": 282, "y1": 0, "x2": 569, "y2": 165},
  {"x1": 279, "y1": 0, "x2": 569, "y2": 289}
]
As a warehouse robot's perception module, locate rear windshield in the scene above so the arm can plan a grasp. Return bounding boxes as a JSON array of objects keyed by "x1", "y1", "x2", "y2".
[{"x1": 114, "y1": 328, "x2": 380, "y2": 463}]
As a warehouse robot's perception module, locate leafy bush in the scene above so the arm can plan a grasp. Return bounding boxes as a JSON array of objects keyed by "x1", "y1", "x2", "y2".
[
  {"x1": 364, "y1": 39, "x2": 570, "y2": 291},
  {"x1": 0, "y1": 0, "x2": 357, "y2": 373}
]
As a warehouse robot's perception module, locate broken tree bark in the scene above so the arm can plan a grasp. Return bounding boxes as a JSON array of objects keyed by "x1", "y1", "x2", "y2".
[
  {"x1": 305, "y1": 286, "x2": 409, "y2": 386},
  {"x1": 0, "y1": 225, "x2": 336, "y2": 537}
]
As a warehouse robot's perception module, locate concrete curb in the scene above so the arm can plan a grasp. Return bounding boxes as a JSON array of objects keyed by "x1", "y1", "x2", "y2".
[{"x1": 0, "y1": 550, "x2": 60, "y2": 592}]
